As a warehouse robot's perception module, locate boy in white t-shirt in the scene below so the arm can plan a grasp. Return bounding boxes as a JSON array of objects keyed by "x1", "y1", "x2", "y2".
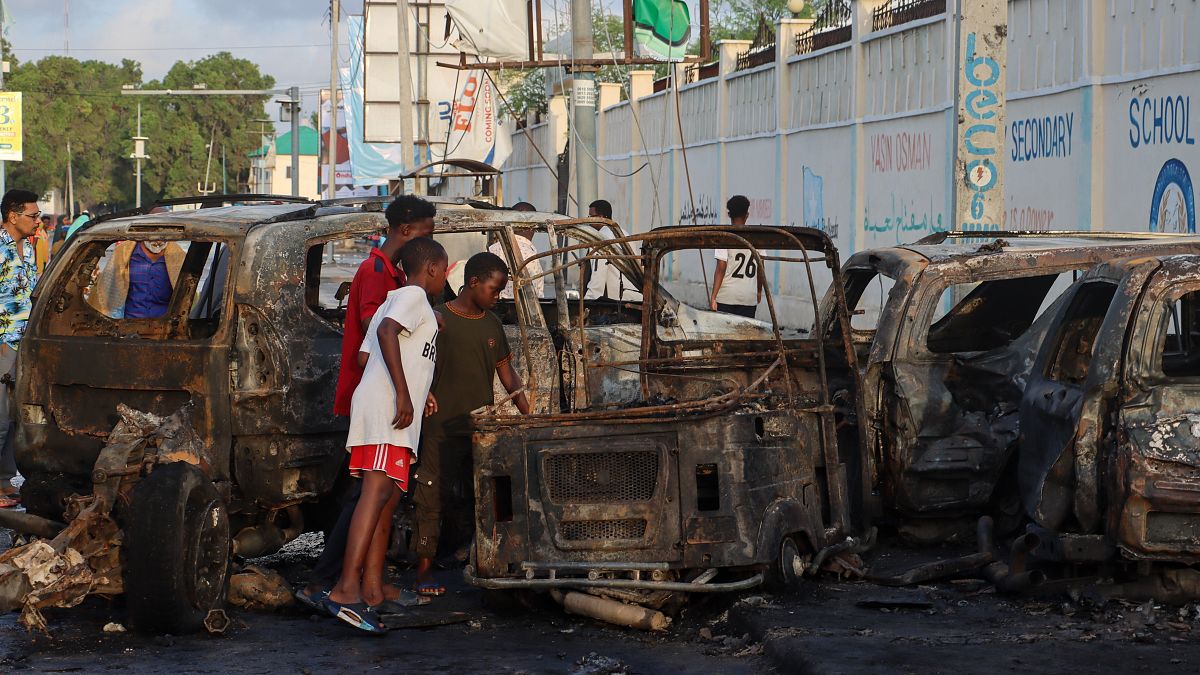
[
  {"x1": 324, "y1": 237, "x2": 448, "y2": 634},
  {"x1": 708, "y1": 195, "x2": 760, "y2": 318}
]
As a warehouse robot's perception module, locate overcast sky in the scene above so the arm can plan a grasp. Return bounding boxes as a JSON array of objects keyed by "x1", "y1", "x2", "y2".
[
  {"x1": 2, "y1": 0, "x2": 635, "y2": 122},
  {"x1": 3, "y1": 0, "x2": 367, "y2": 119}
]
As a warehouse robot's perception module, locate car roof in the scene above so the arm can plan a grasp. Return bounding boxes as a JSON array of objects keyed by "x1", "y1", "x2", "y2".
[
  {"x1": 847, "y1": 232, "x2": 1200, "y2": 269},
  {"x1": 71, "y1": 196, "x2": 586, "y2": 240}
]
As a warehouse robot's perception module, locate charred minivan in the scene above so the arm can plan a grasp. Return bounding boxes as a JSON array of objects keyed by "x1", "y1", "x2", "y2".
[
  {"x1": 826, "y1": 232, "x2": 1200, "y2": 538},
  {"x1": 11, "y1": 195, "x2": 630, "y2": 632},
  {"x1": 466, "y1": 226, "x2": 868, "y2": 610},
  {"x1": 1021, "y1": 254, "x2": 1200, "y2": 566}
]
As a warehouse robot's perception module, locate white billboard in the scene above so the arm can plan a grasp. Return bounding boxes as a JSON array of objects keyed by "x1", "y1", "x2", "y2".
[{"x1": 362, "y1": 0, "x2": 512, "y2": 171}]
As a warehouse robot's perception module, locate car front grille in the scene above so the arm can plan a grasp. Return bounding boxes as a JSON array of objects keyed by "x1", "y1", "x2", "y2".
[
  {"x1": 543, "y1": 450, "x2": 659, "y2": 504},
  {"x1": 559, "y1": 519, "x2": 648, "y2": 541}
]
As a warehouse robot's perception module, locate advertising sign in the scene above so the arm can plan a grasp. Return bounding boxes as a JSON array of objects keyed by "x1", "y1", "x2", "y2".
[{"x1": 0, "y1": 92, "x2": 23, "y2": 162}]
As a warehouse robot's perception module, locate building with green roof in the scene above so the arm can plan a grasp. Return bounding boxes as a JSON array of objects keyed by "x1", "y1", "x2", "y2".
[{"x1": 248, "y1": 126, "x2": 321, "y2": 199}]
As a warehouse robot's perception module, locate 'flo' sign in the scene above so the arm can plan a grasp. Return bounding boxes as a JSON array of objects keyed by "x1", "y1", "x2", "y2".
[{"x1": 954, "y1": 1, "x2": 1007, "y2": 231}]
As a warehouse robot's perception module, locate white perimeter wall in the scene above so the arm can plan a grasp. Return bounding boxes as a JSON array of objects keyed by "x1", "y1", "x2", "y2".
[{"x1": 501, "y1": 0, "x2": 1200, "y2": 320}]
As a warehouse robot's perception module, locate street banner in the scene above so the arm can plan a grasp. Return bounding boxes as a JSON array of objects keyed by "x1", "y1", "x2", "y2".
[
  {"x1": 953, "y1": 0, "x2": 1006, "y2": 231},
  {"x1": 320, "y1": 88, "x2": 376, "y2": 197},
  {"x1": 0, "y1": 92, "x2": 22, "y2": 162},
  {"x1": 633, "y1": 0, "x2": 691, "y2": 61}
]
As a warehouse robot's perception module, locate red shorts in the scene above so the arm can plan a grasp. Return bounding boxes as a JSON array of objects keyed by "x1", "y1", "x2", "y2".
[{"x1": 348, "y1": 444, "x2": 413, "y2": 491}]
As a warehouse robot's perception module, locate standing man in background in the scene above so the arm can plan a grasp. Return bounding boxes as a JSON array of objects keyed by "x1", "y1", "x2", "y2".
[
  {"x1": 0, "y1": 189, "x2": 42, "y2": 508},
  {"x1": 709, "y1": 195, "x2": 760, "y2": 318},
  {"x1": 584, "y1": 199, "x2": 641, "y2": 302}
]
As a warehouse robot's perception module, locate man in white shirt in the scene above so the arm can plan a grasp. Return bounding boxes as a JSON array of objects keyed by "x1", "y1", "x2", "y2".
[
  {"x1": 488, "y1": 203, "x2": 545, "y2": 299},
  {"x1": 708, "y1": 195, "x2": 760, "y2": 318},
  {"x1": 584, "y1": 199, "x2": 642, "y2": 302}
]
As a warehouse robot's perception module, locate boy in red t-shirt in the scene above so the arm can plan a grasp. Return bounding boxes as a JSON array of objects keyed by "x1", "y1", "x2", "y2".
[
  {"x1": 297, "y1": 196, "x2": 436, "y2": 614},
  {"x1": 333, "y1": 196, "x2": 437, "y2": 416}
]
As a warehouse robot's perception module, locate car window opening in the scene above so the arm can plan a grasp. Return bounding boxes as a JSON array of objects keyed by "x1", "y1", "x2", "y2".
[
  {"x1": 53, "y1": 239, "x2": 230, "y2": 341},
  {"x1": 1160, "y1": 290, "x2": 1200, "y2": 378},
  {"x1": 1045, "y1": 282, "x2": 1118, "y2": 385},
  {"x1": 927, "y1": 273, "x2": 1071, "y2": 354}
]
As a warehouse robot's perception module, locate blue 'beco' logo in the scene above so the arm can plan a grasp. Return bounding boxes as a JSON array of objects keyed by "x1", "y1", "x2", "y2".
[{"x1": 1149, "y1": 159, "x2": 1196, "y2": 233}]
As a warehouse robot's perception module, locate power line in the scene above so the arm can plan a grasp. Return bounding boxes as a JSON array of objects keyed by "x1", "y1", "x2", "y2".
[{"x1": 12, "y1": 43, "x2": 331, "y2": 53}]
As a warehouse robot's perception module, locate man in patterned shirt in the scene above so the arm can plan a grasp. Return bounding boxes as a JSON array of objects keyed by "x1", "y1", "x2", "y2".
[{"x1": 0, "y1": 189, "x2": 40, "y2": 508}]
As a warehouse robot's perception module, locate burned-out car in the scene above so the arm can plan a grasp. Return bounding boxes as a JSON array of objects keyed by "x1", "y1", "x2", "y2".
[
  {"x1": 465, "y1": 226, "x2": 868, "y2": 623},
  {"x1": 10, "y1": 195, "x2": 631, "y2": 632},
  {"x1": 1020, "y1": 253, "x2": 1200, "y2": 568},
  {"x1": 825, "y1": 232, "x2": 1200, "y2": 539}
]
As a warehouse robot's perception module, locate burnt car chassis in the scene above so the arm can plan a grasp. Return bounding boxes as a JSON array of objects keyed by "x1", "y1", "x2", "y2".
[{"x1": 462, "y1": 226, "x2": 872, "y2": 623}]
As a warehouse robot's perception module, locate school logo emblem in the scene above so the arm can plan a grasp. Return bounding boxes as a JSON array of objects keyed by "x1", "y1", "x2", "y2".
[
  {"x1": 488, "y1": 338, "x2": 497, "y2": 348},
  {"x1": 1150, "y1": 159, "x2": 1196, "y2": 233}
]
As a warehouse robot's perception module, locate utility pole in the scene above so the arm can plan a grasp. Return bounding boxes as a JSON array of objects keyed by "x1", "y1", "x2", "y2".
[
  {"x1": 197, "y1": 126, "x2": 217, "y2": 196},
  {"x1": 414, "y1": 0, "x2": 429, "y2": 194},
  {"x1": 327, "y1": 0, "x2": 340, "y2": 199},
  {"x1": 130, "y1": 102, "x2": 149, "y2": 207},
  {"x1": 66, "y1": 140, "x2": 74, "y2": 219},
  {"x1": 122, "y1": 86, "x2": 300, "y2": 197},
  {"x1": 289, "y1": 85, "x2": 300, "y2": 197},
  {"x1": 570, "y1": 0, "x2": 598, "y2": 217},
  {"x1": 396, "y1": 0, "x2": 415, "y2": 190}
]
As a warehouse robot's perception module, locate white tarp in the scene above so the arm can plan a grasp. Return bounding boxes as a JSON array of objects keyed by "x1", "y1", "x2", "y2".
[{"x1": 446, "y1": 0, "x2": 529, "y2": 61}]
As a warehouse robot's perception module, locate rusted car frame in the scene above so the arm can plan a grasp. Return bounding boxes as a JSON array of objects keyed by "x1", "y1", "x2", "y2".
[
  {"x1": 823, "y1": 231, "x2": 1200, "y2": 536},
  {"x1": 1020, "y1": 253, "x2": 1200, "y2": 566},
  {"x1": 10, "y1": 195, "x2": 636, "y2": 631},
  {"x1": 466, "y1": 225, "x2": 867, "y2": 600}
]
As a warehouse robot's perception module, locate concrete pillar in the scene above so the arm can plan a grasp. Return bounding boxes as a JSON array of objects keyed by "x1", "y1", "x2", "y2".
[
  {"x1": 851, "y1": 1, "x2": 889, "y2": 251},
  {"x1": 547, "y1": 94, "x2": 570, "y2": 212},
  {"x1": 776, "y1": 19, "x2": 815, "y2": 230},
  {"x1": 716, "y1": 40, "x2": 751, "y2": 217},
  {"x1": 951, "y1": 0, "x2": 1008, "y2": 231},
  {"x1": 629, "y1": 70, "x2": 655, "y2": 102},
  {"x1": 596, "y1": 82, "x2": 622, "y2": 196},
  {"x1": 627, "y1": 71, "x2": 655, "y2": 232},
  {"x1": 1081, "y1": 1, "x2": 1106, "y2": 231}
]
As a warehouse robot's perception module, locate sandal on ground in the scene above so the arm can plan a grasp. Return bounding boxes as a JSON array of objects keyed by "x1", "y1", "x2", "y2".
[
  {"x1": 322, "y1": 598, "x2": 388, "y2": 635},
  {"x1": 415, "y1": 582, "x2": 446, "y2": 597},
  {"x1": 373, "y1": 590, "x2": 430, "y2": 613},
  {"x1": 294, "y1": 587, "x2": 330, "y2": 614}
]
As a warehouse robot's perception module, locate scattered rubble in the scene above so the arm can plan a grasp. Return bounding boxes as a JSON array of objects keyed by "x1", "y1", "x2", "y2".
[
  {"x1": 0, "y1": 405, "x2": 206, "y2": 633},
  {"x1": 227, "y1": 565, "x2": 293, "y2": 611}
]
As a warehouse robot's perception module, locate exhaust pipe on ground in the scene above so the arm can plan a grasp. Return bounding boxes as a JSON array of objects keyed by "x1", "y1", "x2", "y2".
[
  {"x1": 977, "y1": 516, "x2": 1046, "y2": 594},
  {"x1": 550, "y1": 589, "x2": 669, "y2": 631}
]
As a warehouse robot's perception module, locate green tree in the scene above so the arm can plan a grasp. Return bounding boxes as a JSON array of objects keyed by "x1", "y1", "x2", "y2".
[
  {"x1": 140, "y1": 52, "x2": 275, "y2": 200},
  {"x1": 712, "y1": 0, "x2": 820, "y2": 41},
  {"x1": 7, "y1": 56, "x2": 143, "y2": 210},
  {"x1": 3, "y1": 50, "x2": 276, "y2": 210}
]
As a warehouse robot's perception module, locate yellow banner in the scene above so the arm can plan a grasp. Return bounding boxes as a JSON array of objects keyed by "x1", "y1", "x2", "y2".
[{"x1": 0, "y1": 93, "x2": 23, "y2": 162}]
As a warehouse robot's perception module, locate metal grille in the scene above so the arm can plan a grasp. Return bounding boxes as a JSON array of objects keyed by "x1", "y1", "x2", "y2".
[
  {"x1": 735, "y1": 16, "x2": 777, "y2": 72},
  {"x1": 872, "y1": 0, "x2": 945, "y2": 32},
  {"x1": 544, "y1": 451, "x2": 659, "y2": 504},
  {"x1": 559, "y1": 519, "x2": 648, "y2": 541},
  {"x1": 795, "y1": 1, "x2": 852, "y2": 55}
]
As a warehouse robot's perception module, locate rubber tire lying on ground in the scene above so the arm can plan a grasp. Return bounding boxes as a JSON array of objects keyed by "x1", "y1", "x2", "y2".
[{"x1": 124, "y1": 461, "x2": 231, "y2": 634}]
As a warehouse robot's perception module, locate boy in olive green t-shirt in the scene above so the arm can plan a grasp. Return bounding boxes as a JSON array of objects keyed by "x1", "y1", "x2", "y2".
[{"x1": 411, "y1": 251, "x2": 530, "y2": 595}]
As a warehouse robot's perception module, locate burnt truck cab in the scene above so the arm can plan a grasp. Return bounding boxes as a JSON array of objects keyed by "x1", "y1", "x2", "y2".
[
  {"x1": 822, "y1": 232, "x2": 1200, "y2": 539},
  {"x1": 1021, "y1": 254, "x2": 1200, "y2": 565},
  {"x1": 467, "y1": 226, "x2": 866, "y2": 601}
]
